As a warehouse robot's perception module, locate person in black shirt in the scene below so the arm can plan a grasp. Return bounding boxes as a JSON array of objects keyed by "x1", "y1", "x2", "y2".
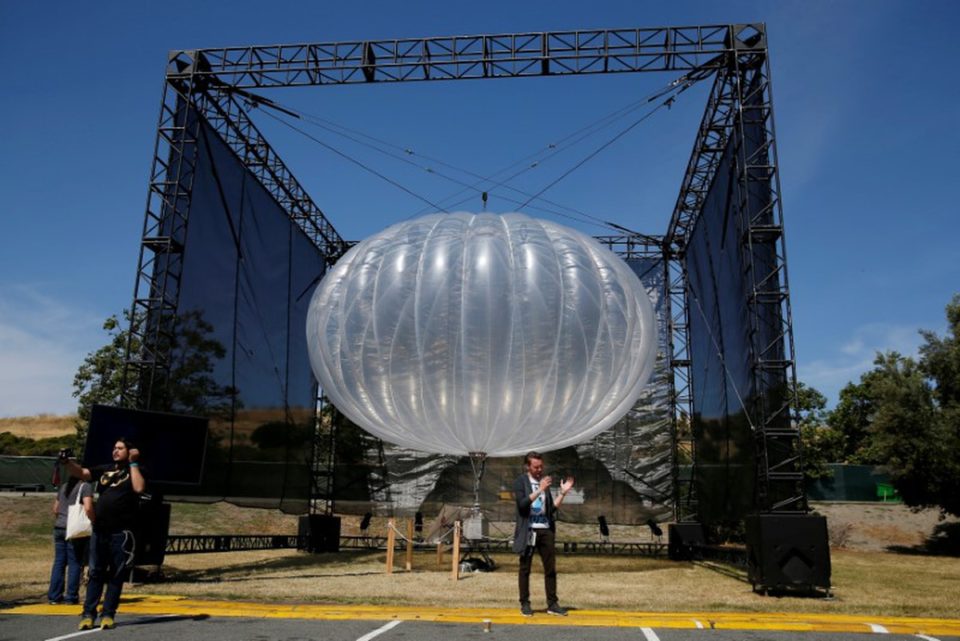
[
  {"x1": 62, "y1": 438, "x2": 145, "y2": 630},
  {"x1": 512, "y1": 451, "x2": 574, "y2": 617}
]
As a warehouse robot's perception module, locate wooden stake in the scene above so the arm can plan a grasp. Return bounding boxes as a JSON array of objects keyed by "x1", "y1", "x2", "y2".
[
  {"x1": 385, "y1": 518, "x2": 396, "y2": 575},
  {"x1": 451, "y1": 520, "x2": 461, "y2": 581},
  {"x1": 437, "y1": 540, "x2": 444, "y2": 568},
  {"x1": 405, "y1": 519, "x2": 414, "y2": 571}
]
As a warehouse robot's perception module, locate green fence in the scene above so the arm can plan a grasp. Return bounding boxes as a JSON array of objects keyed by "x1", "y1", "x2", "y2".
[
  {"x1": 0, "y1": 455, "x2": 57, "y2": 491},
  {"x1": 807, "y1": 464, "x2": 899, "y2": 502}
]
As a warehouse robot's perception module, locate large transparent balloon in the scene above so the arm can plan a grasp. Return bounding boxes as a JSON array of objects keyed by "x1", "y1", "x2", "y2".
[{"x1": 307, "y1": 212, "x2": 656, "y2": 457}]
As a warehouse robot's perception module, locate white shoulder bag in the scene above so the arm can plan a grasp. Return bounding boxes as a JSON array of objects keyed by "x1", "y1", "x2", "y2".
[{"x1": 65, "y1": 484, "x2": 93, "y2": 540}]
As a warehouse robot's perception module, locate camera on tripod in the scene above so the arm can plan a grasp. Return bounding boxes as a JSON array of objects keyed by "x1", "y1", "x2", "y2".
[{"x1": 58, "y1": 448, "x2": 74, "y2": 462}]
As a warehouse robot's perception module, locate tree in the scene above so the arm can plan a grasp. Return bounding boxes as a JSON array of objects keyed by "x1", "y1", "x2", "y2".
[
  {"x1": 150, "y1": 310, "x2": 236, "y2": 418},
  {"x1": 828, "y1": 378, "x2": 878, "y2": 465},
  {"x1": 910, "y1": 295, "x2": 960, "y2": 516},
  {"x1": 72, "y1": 313, "x2": 132, "y2": 442},
  {"x1": 826, "y1": 294, "x2": 960, "y2": 518},
  {"x1": 0, "y1": 431, "x2": 78, "y2": 456},
  {"x1": 796, "y1": 381, "x2": 841, "y2": 482},
  {"x1": 796, "y1": 381, "x2": 829, "y2": 429},
  {"x1": 919, "y1": 294, "x2": 960, "y2": 419},
  {"x1": 72, "y1": 310, "x2": 235, "y2": 443},
  {"x1": 857, "y1": 352, "x2": 942, "y2": 501}
]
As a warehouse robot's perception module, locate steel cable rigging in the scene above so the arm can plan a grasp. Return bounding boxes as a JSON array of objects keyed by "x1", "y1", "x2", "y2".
[{"x1": 240, "y1": 69, "x2": 705, "y2": 235}]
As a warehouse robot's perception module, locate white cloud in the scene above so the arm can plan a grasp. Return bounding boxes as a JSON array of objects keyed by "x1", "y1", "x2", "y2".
[
  {"x1": 839, "y1": 337, "x2": 864, "y2": 356},
  {"x1": 0, "y1": 284, "x2": 104, "y2": 418},
  {"x1": 799, "y1": 322, "x2": 926, "y2": 407}
]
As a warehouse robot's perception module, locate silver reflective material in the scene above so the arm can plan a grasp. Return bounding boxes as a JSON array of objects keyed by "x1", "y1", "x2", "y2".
[{"x1": 307, "y1": 213, "x2": 656, "y2": 457}]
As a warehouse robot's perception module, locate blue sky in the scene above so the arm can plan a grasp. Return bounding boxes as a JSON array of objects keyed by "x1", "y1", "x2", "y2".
[{"x1": 1, "y1": 0, "x2": 958, "y2": 418}]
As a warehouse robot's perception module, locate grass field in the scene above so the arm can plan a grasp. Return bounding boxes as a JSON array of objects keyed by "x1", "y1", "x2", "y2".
[
  {"x1": 2, "y1": 494, "x2": 958, "y2": 618},
  {"x1": 0, "y1": 415, "x2": 76, "y2": 440}
]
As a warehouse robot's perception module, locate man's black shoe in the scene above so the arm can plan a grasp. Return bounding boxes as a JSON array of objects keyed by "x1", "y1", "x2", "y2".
[
  {"x1": 520, "y1": 602, "x2": 534, "y2": 617},
  {"x1": 547, "y1": 603, "x2": 568, "y2": 616}
]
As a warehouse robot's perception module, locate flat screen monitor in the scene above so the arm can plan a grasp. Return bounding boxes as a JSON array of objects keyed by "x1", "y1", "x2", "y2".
[{"x1": 83, "y1": 405, "x2": 208, "y2": 486}]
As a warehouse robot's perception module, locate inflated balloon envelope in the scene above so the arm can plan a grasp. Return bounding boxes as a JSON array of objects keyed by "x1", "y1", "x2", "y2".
[{"x1": 307, "y1": 212, "x2": 656, "y2": 459}]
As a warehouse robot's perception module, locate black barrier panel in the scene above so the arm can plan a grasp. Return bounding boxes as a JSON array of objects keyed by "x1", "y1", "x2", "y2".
[
  {"x1": 153, "y1": 108, "x2": 324, "y2": 512},
  {"x1": 84, "y1": 405, "x2": 208, "y2": 486},
  {"x1": 684, "y1": 71, "x2": 793, "y2": 525},
  {"x1": 684, "y1": 125, "x2": 756, "y2": 527}
]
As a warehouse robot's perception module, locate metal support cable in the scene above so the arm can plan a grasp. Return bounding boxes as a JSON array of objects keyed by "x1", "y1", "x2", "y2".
[
  {"x1": 244, "y1": 71, "x2": 692, "y2": 193},
  {"x1": 686, "y1": 287, "x2": 757, "y2": 433},
  {"x1": 238, "y1": 71, "x2": 701, "y2": 232},
  {"x1": 258, "y1": 106, "x2": 614, "y2": 231},
  {"x1": 517, "y1": 89, "x2": 687, "y2": 210},
  {"x1": 259, "y1": 108, "x2": 451, "y2": 214}
]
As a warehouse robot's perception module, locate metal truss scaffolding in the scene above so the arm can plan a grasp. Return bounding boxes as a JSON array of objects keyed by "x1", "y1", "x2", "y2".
[
  {"x1": 166, "y1": 26, "x2": 736, "y2": 88},
  {"x1": 125, "y1": 23, "x2": 803, "y2": 521},
  {"x1": 729, "y1": 39, "x2": 803, "y2": 513},
  {"x1": 665, "y1": 26, "x2": 803, "y2": 515}
]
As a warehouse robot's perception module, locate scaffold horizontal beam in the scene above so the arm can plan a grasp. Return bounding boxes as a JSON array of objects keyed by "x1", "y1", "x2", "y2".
[{"x1": 168, "y1": 25, "x2": 764, "y2": 89}]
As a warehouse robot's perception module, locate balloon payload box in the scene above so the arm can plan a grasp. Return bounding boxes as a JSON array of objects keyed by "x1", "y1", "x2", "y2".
[{"x1": 464, "y1": 512, "x2": 489, "y2": 540}]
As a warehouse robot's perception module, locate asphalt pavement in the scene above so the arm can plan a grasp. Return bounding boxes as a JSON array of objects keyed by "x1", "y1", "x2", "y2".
[{"x1": 3, "y1": 597, "x2": 959, "y2": 641}]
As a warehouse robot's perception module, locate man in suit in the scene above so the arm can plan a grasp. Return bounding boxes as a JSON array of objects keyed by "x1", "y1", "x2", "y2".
[{"x1": 512, "y1": 451, "x2": 574, "y2": 617}]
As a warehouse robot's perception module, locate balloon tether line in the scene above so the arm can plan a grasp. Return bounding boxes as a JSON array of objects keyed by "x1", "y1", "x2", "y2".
[{"x1": 467, "y1": 451, "x2": 487, "y2": 513}]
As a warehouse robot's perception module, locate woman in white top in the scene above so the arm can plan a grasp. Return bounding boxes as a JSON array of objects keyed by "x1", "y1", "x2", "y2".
[{"x1": 47, "y1": 475, "x2": 94, "y2": 605}]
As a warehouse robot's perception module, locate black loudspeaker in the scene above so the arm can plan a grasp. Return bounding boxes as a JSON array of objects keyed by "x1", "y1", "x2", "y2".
[
  {"x1": 414, "y1": 511, "x2": 424, "y2": 537},
  {"x1": 135, "y1": 500, "x2": 171, "y2": 566},
  {"x1": 745, "y1": 514, "x2": 831, "y2": 594},
  {"x1": 298, "y1": 514, "x2": 341, "y2": 553},
  {"x1": 668, "y1": 522, "x2": 705, "y2": 560},
  {"x1": 646, "y1": 519, "x2": 664, "y2": 539},
  {"x1": 597, "y1": 515, "x2": 610, "y2": 538}
]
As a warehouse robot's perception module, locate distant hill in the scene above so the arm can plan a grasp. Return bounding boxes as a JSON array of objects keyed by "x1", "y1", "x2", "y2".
[{"x1": 0, "y1": 415, "x2": 75, "y2": 439}]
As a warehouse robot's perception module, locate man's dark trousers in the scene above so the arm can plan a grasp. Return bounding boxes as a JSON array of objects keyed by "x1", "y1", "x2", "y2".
[
  {"x1": 82, "y1": 530, "x2": 133, "y2": 619},
  {"x1": 518, "y1": 528, "x2": 557, "y2": 606}
]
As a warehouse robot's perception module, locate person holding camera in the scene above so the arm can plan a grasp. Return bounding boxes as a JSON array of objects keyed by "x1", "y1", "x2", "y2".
[
  {"x1": 47, "y1": 454, "x2": 94, "y2": 605},
  {"x1": 61, "y1": 438, "x2": 145, "y2": 631},
  {"x1": 512, "y1": 451, "x2": 574, "y2": 617}
]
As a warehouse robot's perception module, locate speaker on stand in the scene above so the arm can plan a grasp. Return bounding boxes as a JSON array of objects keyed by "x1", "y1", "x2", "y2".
[
  {"x1": 298, "y1": 514, "x2": 342, "y2": 553},
  {"x1": 745, "y1": 513, "x2": 831, "y2": 596},
  {"x1": 131, "y1": 495, "x2": 170, "y2": 581},
  {"x1": 668, "y1": 522, "x2": 706, "y2": 560}
]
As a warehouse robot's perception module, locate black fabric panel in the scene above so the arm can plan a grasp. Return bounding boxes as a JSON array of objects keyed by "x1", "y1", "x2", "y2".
[
  {"x1": 685, "y1": 126, "x2": 756, "y2": 527},
  {"x1": 685, "y1": 70, "x2": 794, "y2": 525},
  {"x1": 158, "y1": 109, "x2": 322, "y2": 512}
]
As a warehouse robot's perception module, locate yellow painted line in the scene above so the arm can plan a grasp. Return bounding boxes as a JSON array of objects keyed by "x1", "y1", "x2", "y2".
[{"x1": 7, "y1": 598, "x2": 960, "y2": 636}]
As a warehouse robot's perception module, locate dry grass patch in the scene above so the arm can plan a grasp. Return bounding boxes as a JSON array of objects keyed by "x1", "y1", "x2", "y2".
[
  {"x1": 132, "y1": 549, "x2": 960, "y2": 617},
  {"x1": 3, "y1": 495, "x2": 959, "y2": 617},
  {"x1": 169, "y1": 502, "x2": 300, "y2": 535},
  {"x1": 0, "y1": 415, "x2": 75, "y2": 439},
  {"x1": 811, "y1": 502, "x2": 957, "y2": 552},
  {"x1": 7, "y1": 545, "x2": 956, "y2": 618},
  {"x1": 0, "y1": 545, "x2": 52, "y2": 604}
]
